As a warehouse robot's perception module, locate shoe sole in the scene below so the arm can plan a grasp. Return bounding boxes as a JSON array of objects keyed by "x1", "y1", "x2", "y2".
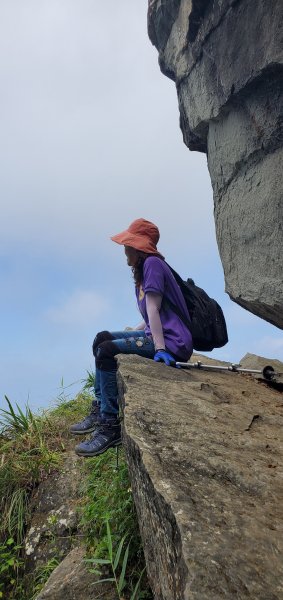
[
  {"x1": 70, "y1": 425, "x2": 98, "y2": 435},
  {"x1": 75, "y1": 438, "x2": 122, "y2": 457}
]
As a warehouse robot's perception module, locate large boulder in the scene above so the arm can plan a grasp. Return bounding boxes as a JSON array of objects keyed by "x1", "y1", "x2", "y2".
[
  {"x1": 119, "y1": 354, "x2": 283, "y2": 599},
  {"x1": 148, "y1": 0, "x2": 283, "y2": 329}
]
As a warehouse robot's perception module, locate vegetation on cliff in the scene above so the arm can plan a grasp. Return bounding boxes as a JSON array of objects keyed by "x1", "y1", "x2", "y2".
[{"x1": 0, "y1": 379, "x2": 151, "y2": 599}]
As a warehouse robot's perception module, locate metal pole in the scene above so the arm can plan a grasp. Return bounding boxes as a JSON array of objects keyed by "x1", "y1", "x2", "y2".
[
  {"x1": 175, "y1": 360, "x2": 278, "y2": 381},
  {"x1": 115, "y1": 445, "x2": 120, "y2": 470}
]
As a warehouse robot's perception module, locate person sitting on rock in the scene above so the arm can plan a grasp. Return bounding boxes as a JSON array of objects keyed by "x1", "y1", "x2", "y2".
[{"x1": 71, "y1": 218, "x2": 193, "y2": 457}]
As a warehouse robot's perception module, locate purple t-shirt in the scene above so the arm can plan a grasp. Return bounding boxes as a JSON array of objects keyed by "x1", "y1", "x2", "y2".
[{"x1": 135, "y1": 256, "x2": 193, "y2": 361}]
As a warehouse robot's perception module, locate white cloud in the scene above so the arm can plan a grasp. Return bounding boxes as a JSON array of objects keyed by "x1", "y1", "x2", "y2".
[
  {"x1": 46, "y1": 290, "x2": 109, "y2": 326},
  {"x1": 0, "y1": 0, "x2": 214, "y2": 261},
  {"x1": 1, "y1": 0, "x2": 282, "y2": 411}
]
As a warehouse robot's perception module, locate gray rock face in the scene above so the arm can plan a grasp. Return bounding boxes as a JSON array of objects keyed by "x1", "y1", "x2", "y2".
[
  {"x1": 24, "y1": 451, "x2": 82, "y2": 571},
  {"x1": 118, "y1": 355, "x2": 283, "y2": 599},
  {"x1": 35, "y1": 546, "x2": 116, "y2": 600},
  {"x1": 148, "y1": 0, "x2": 283, "y2": 328},
  {"x1": 26, "y1": 452, "x2": 117, "y2": 600},
  {"x1": 239, "y1": 352, "x2": 283, "y2": 382}
]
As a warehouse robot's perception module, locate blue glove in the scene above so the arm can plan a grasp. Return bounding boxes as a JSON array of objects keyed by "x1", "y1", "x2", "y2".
[{"x1": 154, "y1": 350, "x2": 179, "y2": 368}]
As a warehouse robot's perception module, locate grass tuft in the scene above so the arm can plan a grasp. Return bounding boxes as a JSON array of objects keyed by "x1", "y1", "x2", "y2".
[
  {"x1": 80, "y1": 449, "x2": 152, "y2": 598},
  {"x1": 0, "y1": 388, "x2": 92, "y2": 599},
  {"x1": 0, "y1": 396, "x2": 40, "y2": 435},
  {"x1": 0, "y1": 383, "x2": 152, "y2": 599}
]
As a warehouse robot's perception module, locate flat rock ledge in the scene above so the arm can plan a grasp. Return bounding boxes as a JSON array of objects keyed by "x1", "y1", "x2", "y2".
[{"x1": 118, "y1": 354, "x2": 283, "y2": 600}]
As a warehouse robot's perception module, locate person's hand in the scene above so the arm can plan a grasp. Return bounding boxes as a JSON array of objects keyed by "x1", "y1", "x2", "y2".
[{"x1": 154, "y1": 350, "x2": 180, "y2": 368}]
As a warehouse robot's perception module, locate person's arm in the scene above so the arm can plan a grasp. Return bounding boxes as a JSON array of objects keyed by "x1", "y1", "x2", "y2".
[
  {"x1": 124, "y1": 320, "x2": 146, "y2": 331},
  {"x1": 145, "y1": 292, "x2": 165, "y2": 350},
  {"x1": 133, "y1": 320, "x2": 146, "y2": 331},
  {"x1": 146, "y1": 292, "x2": 179, "y2": 367}
]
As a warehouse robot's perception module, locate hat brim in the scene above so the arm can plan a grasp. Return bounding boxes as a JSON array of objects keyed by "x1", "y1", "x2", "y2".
[
  {"x1": 110, "y1": 231, "x2": 137, "y2": 246},
  {"x1": 110, "y1": 231, "x2": 164, "y2": 257}
]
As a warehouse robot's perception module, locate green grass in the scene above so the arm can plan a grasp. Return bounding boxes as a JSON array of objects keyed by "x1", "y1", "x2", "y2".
[
  {"x1": 86, "y1": 520, "x2": 146, "y2": 600},
  {"x1": 0, "y1": 380, "x2": 152, "y2": 599},
  {"x1": 0, "y1": 391, "x2": 91, "y2": 536},
  {"x1": 30, "y1": 557, "x2": 60, "y2": 600},
  {"x1": 0, "y1": 395, "x2": 41, "y2": 435},
  {"x1": 80, "y1": 450, "x2": 152, "y2": 598},
  {"x1": 0, "y1": 538, "x2": 23, "y2": 599},
  {"x1": 0, "y1": 389, "x2": 92, "y2": 599}
]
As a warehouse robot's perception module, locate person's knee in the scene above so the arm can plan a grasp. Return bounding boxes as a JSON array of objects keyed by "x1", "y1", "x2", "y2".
[
  {"x1": 95, "y1": 340, "x2": 118, "y2": 371},
  {"x1": 92, "y1": 331, "x2": 114, "y2": 355}
]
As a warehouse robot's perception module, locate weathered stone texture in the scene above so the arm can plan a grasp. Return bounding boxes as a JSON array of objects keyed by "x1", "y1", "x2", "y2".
[
  {"x1": 148, "y1": 0, "x2": 283, "y2": 328},
  {"x1": 35, "y1": 546, "x2": 116, "y2": 600},
  {"x1": 26, "y1": 451, "x2": 117, "y2": 599},
  {"x1": 240, "y1": 352, "x2": 283, "y2": 379},
  {"x1": 24, "y1": 451, "x2": 82, "y2": 571},
  {"x1": 119, "y1": 355, "x2": 283, "y2": 599}
]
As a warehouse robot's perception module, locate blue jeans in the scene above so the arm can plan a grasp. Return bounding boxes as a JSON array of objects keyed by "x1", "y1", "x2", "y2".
[{"x1": 93, "y1": 330, "x2": 155, "y2": 420}]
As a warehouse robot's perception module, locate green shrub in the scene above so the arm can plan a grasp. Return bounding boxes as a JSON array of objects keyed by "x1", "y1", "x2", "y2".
[{"x1": 0, "y1": 538, "x2": 23, "y2": 599}]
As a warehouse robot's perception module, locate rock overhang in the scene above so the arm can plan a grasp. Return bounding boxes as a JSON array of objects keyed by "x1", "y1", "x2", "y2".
[{"x1": 147, "y1": 0, "x2": 283, "y2": 328}]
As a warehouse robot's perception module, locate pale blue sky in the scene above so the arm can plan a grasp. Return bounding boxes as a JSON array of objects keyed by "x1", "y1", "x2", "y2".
[{"x1": 1, "y1": 0, "x2": 282, "y2": 412}]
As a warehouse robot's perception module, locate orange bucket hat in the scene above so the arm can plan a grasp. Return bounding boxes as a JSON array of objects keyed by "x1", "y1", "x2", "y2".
[{"x1": 111, "y1": 218, "x2": 164, "y2": 257}]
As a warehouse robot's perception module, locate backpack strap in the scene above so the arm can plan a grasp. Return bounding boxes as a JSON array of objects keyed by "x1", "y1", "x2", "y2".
[
  {"x1": 163, "y1": 295, "x2": 192, "y2": 330},
  {"x1": 163, "y1": 262, "x2": 192, "y2": 331}
]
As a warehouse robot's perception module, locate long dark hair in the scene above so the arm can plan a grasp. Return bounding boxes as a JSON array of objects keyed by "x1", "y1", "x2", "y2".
[
  {"x1": 132, "y1": 252, "x2": 163, "y2": 287},
  {"x1": 131, "y1": 252, "x2": 148, "y2": 287}
]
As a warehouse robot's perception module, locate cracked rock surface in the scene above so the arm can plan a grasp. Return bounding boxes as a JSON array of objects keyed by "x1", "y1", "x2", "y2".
[
  {"x1": 148, "y1": 0, "x2": 283, "y2": 328},
  {"x1": 119, "y1": 354, "x2": 283, "y2": 600}
]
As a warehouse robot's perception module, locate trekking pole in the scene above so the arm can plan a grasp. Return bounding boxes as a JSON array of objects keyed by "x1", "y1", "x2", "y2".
[
  {"x1": 175, "y1": 360, "x2": 278, "y2": 381},
  {"x1": 115, "y1": 445, "x2": 120, "y2": 470}
]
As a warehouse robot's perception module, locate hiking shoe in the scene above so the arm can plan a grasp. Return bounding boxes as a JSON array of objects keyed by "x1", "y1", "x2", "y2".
[
  {"x1": 69, "y1": 403, "x2": 101, "y2": 435},
  {"x1": 75, "y1": 420, "x2": 121, "y2": 457}
]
